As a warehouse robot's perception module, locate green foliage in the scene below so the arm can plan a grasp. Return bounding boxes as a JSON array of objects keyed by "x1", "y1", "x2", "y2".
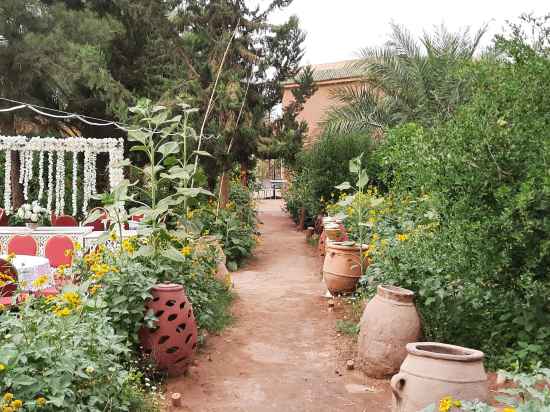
[
  {"x1": 195, "y1": 180, "x2": 257, "y2": 269},
  {"x1": 323, "y1": 23, "x2": 488, "y2": 135},
  {"x1": 259, "y1": 66, "x2": 317, "y2": 165},
  {"x1": 363, "y1": 28, "x2": 550, "y2": 369},
  {"x1": 0, "y1": 291, "x2": 158, "y2": 411},
  {"x1": 335, "y1": 319, "x2": 359, "y2": 337},
  {"x1": 283, "y1": 132, "x2": 374, "y2": 222}
]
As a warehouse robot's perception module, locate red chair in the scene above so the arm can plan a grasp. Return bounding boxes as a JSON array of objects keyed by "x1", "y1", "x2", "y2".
[
  {"x1": 0, "y1": 208, "x2": 8, "y2": 226},
  {"x1": 7, "y1": 235, "x2": 38, "y2": 256},
  {"x1": 52, "y1": 215, "x2": 78, "y2": 227},
  {"x1": 44, "y1": 235, "x2": 74, "y2": 268},
  {"x1": 131, "y1": 214, "x2": 144, "y2": 222},
  {"x1": 85, "y1": 207, "x2": 108, "y2": 231}
]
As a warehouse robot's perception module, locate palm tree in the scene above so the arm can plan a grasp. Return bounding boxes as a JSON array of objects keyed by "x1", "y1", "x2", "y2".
[{"x1": 322, "y1": 23, "x2": 488, "y2": 136}]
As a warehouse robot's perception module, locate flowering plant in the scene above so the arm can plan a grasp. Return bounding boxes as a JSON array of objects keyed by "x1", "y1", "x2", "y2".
[{"x1": 15, "y1": 201, "x2": 48, "y2": 224}]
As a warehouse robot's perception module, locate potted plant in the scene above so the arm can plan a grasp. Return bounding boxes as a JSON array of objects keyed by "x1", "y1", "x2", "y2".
[{"x1": 15, "y1": 202, "x2": 48, "y2": 229}]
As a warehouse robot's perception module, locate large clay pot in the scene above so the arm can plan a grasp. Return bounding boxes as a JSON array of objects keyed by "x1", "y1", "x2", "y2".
[
  {"x1": 391, "y1": 342, "x2": 488, "y2": 412},
  {"x1": 322, "y1": 242, "x2": 365, "y2": 294},
  {"x1": 139, "y1": 283, "x2": 198, "y2": 377},
  {"x1": 358, "y1": 285, "x2": 421, "y2": 378}
]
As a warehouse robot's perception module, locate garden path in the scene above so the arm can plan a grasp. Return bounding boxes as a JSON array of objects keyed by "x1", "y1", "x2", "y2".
[{"x1": 167, "y1": 199, "x2": 392, "y2": 412}]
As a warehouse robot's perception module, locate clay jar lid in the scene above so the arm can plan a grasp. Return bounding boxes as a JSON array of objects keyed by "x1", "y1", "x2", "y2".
[
  {"x1": 377, "y1": 285, "x2": 415, "y2": 304},
  {"x1": 406, "y1": 342, "x2": 485, "y2": 362},
  {"x1": 152, "y1": 283, "x2": 183, "y2": 293}
]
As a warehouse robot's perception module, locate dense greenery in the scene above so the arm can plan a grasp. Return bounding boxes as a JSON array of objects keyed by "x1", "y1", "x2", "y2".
[
  {"x1": 318, "y1": 17, "x2": 550, "y2": 370},
  {"x1": 323, "y1": 23, "x2": 487, "y2": 135},
  {"x1": 283, "y1": 132, "x2": 373, "y2": 224}
]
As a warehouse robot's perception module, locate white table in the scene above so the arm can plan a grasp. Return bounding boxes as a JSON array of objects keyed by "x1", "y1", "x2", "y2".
[
  {"x1": 1, "y1": 255, "x2": 54, "y2": 292},
  {"x1": 0, "y1": 226, "x2": 93, "y2": 256}
]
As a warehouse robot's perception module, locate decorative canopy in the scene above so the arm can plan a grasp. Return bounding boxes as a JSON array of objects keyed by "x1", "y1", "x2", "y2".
[{"x1": 0, "y1": 136, "x2": 124, "y2": 216}]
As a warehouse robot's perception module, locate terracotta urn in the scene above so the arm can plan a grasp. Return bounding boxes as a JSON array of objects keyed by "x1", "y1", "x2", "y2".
[
  {"x1": 322, "y1": 242, "x2": 366, "y2": 294},
  {"x1": 139, "y1": 283, "x2": 198, "y2": 377},
  {"x1": 391, "y1": 342, "x2": 488, "y2": 412},
  {"x1": 358, "y1": 285, "x2": 421, "y2": 378}
]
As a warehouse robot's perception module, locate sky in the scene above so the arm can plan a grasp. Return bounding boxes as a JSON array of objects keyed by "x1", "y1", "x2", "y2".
[{"x1": 252, "y1": 0, "x2": 550, "y2": 65}]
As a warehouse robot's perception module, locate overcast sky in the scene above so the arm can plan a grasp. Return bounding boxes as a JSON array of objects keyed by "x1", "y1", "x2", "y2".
[{"x1": 255, "y1": 0, "x2": 549, "y2": 65}]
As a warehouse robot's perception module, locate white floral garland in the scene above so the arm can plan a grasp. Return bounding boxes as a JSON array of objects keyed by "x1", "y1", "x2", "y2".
[
  {"x1": 3, "y1": 151, "x2": 11, "y2": 213},
  {"x1": 38, "y1": 151, "x2": 44, "y2": 201},
  {"x1": 47, "y1": 151, "x2": 54, "y2": 213},
  {"x1": 72, "y1": 151, "x2": 78, "y2": 215},
  {"x1": 0, "y1": 136, "x2": 124, "y2": 216}
]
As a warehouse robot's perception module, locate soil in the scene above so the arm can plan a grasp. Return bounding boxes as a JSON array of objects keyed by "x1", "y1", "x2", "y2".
[{"x1": 166, "y1": 200, "x2": 393, "y2": 412}]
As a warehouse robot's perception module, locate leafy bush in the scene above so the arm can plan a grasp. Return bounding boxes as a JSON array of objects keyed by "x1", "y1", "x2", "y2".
[
  {"x1": 0, "y1": 291, "x2": 158, "y2": 411},
  {"x1": 364, "y1": 34, "x2": 550, "y2": 369},
  {"x1": 195, "y1": 180, "x2": 257, "y2": 269},
  {"x1": 284, "y1": 132, "x2": 375, "y2": 223}
]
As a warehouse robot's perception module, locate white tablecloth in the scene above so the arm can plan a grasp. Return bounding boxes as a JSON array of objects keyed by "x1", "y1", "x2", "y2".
[{"x1": 1, "y1": 255, "x2": 54, "y2": 292}]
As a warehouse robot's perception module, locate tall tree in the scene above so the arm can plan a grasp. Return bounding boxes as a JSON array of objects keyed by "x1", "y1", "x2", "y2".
[
  {"x1": 170, "y1": 0, "x2": 306, "y2": 193},
  {"x1": 323, "y1": 23, "x2": 488, "y2": 135}
]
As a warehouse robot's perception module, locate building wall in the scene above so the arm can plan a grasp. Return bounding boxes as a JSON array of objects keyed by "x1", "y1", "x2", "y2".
[{"x1": 282, "y1": 78, "x2": 361, "y2": 147}]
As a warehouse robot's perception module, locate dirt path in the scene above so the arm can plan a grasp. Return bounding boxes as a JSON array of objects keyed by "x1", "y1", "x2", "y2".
[{"x1": 167, "y1": 200, "x2": 392, "y2": 412}]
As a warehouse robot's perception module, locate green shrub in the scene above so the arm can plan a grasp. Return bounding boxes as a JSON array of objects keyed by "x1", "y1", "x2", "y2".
[
  {"x1": 365, "y1": 36, "x2": 550, "y2": 369},
  {"x1": 195, "y1": 180, "x2": 257, "y2": 269},
  {"x1": 0, "y1": 291, "x2": 158, "y2": 411},
  {"x1": 284, "y1": 132, "x2": 375, "y2": 222}
]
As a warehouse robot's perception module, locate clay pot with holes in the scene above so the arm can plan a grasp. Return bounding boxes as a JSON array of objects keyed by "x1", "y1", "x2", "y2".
[
  {"x1": 322, "y1": 242, "x2": 366, "y2": 294},
  {"x1": 391, "y1": 342, "x2": 488, "y2": 412},
  {"x1": 139, "y1": 283, "x2": 198, "y2": 377},
  {"x1": 358, "y1": 285, "x2": 421, "y2": 378}
]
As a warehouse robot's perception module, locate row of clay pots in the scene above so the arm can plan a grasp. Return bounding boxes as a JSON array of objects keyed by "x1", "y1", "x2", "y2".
[
  {"x1": 357, "y1": 285, "x2": 488, "y2": 412},
  {"x1": 322, "y1": 241, "x2": 366, "y2": 294},
  {"x1": 318, "y1": 216, "x2": 365, "y2": 295},
  {"x1": 317, "y1": 217, "x2": 489, "y2": 411}
]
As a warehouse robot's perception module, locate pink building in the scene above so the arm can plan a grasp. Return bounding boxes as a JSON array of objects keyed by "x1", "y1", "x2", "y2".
[{"x1": 282, "y1": 59, "x2": 364, "y2": 147}]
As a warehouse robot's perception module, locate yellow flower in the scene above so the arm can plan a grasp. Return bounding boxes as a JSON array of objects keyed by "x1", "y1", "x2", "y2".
[
  {"x1": 64, "y1": 248, "x2": 74, "y2": 257},
  {"x1": 186, "y1": 210, "x2": 194, "y2": 219},
  {"x1": 10, "y1": 400, "x2": 22, "y2": 409},
  {"x1": 74, "y1": 242, "x2": 81, "y2": 251},
  {"x1": 36, "y1": 397, "x2": 47, "y2": 407},
  {"x1": 3, "y1": 406, "x2": 14, "y2": 412},
  {"x1": 453, "y1": 400, "x2": 461, "y2": 408},
  {"x1": 396, "y1": 233, "x2": 409, "y2": 242},
  {"x1": 32, "y1": 274, "x2": 49, "y2": 288},
  {"x1": 438, "y1": 396, "x2": 453, "y2": 412},
  {"x1": 90, "y1": 263, "x2": 110, "y2": 279},
  {"x1": 122, "y1": 239, "x2": 135, "y2": 254},
  {"x1": 53, "y1": 307, "x2": 71, "y2": 317},
  {"x1": 89, "y1": 284, "x2": 102, "y2": 295},
  {"x1": 109, "y1": 231, "x2": 118, "y2": 241},
  {"x1": 6, "y1": 253, "x2": 15, "y2": 262},
  {"x1": 502, "y1": 408, "x2": 516, "y2": 412},
  {"x1": 62, "y1": 291, "x2": 81, "y2": 307},
  {"x1": 180, "y1": 246, "x2": 192, "y2": 256},
  {"x1": 3, "y1": 393, "x2": 13, "y2": 401},
  {"x1": 0, "y1": 273, "x2": 15, "y2": 283},
  {"x1": 0, "y1": 363, "x2": 5, "y2": 372}
]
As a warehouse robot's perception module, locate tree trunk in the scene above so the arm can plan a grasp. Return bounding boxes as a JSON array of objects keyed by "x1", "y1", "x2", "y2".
[
  {"x1": 298, "y1": 207, "x2": 306, "y2": 231},
  {"x1": 240, "y1": 163, "x2": 248, "y2": 187},
  {"x1": 10, "y1": 152, "x2": 24, "y2": 210},
  {"x1": 219, "y1": 173, "x2": 230, "y2": 209}
]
